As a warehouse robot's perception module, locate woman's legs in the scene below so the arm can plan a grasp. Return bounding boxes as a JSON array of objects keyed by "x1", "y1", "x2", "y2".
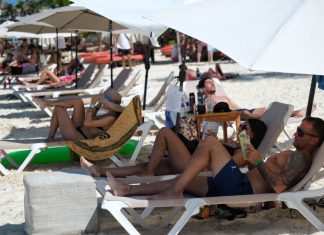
[
  {"x1": 145, "y1": 127, "x2": 191, "y2": 175},
  {"x1": 48, "y1": 106, "x2": 85, "y2": 140},
  {"x1": 81, "y1": 127, "x2": 192, "y2": 177},
  {"x1": 33, "y1": 97, "x2": 85, "y2": 127}
]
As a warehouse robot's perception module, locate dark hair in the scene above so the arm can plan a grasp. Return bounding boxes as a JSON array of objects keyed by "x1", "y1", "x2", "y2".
[
  {"x1": 197, "y1": 77, "x2": 211, "y2": 89},
  {"x1": 303, "y1": 116, "x2": 324, "y2": 145},
  {"x1": 247, "y1": 119, "x2": 267, "y2": 148}
]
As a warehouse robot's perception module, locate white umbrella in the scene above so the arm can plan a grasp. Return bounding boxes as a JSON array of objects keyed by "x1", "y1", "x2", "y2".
[
  {"x1": 72, "y1": 0, "x2": 200, "y2": 109},
  {"x1": 71, "y1": 0, "x2": 185, "y2": 37},
  {"x1": 145, "y1": 0, "x2": 324, "y2": 115}
]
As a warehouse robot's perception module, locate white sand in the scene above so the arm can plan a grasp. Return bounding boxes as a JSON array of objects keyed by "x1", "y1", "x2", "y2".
[{"x1": 0, "y1": 51, "x2": 323, "y2": 234}]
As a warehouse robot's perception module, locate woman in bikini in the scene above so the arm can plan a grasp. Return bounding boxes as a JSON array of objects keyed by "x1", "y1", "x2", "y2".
[
  {"x1": 19, "y1": 58, "x2": 85, "y2": 88},
  {"x1": 33, "y1": 89, "x2": 124, "y2": 141},
  {"x1": 80, "y1": 118, "x2": 267, "y2": 177}
]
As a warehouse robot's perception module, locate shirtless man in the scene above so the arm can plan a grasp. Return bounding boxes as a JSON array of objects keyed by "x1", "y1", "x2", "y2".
[
  {"x1": 198, "y1": 77, "x2": 315, "y2": 120},
  {"x1": 107, "y1": 117, "x2": 324, "y2": 198}
]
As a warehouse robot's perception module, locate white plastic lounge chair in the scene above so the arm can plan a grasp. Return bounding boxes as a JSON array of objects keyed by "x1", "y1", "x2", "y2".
[
  {"x1": 12, "y1": 63, "x2": 99, "y2": 103},
  {"x1": 98, "y1": 142, "x2": 324, "y2": 235},
  {"x1": 14, "y1": 65, "x2": 106, "y2": 116},
  {"x1": 143, "y1": 72, "x2": 177, "y2": 128},
  {"x1": 258, "y1": 101, "x2": 294, "y2": 156},
  {"x1": 0, "y1": 96, "x2": 154, "y2": 176}
]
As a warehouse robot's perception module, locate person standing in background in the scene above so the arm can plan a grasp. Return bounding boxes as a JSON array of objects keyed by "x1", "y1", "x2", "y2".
[{"x1": 115, "y1": 33, "x2": 133, "y2": 68}]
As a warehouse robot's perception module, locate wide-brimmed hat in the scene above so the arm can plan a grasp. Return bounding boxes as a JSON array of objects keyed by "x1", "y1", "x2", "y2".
[{"x1": 103, "y1": 89, "x2": 123, "y2": 113}]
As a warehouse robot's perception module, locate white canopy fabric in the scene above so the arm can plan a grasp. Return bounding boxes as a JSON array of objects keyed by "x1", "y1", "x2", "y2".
[
  {"x1": 72, "y1": 0, "x2": 190, "y2": 37},
  {"x1": 145, "y1": 0, "x2": 324, "y2": 76}
]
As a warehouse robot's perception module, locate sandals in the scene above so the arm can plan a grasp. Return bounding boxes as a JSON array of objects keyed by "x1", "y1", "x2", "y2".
[
  {"x1": 192, "y1": 205, "x2": 247, "y2": 221},
  {"x1": 317, "y1": 197, "x2": 324, "y2": 208}
]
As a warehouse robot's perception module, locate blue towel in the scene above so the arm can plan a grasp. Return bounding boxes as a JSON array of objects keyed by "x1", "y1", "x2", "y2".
[{"x1": 316, "y1": 75, "x2": 324, "y2": 90}]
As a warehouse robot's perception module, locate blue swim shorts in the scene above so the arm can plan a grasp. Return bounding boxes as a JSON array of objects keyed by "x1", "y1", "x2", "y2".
[{"x1": 206, "y1": 160, "x2": 253, "y2": 197}]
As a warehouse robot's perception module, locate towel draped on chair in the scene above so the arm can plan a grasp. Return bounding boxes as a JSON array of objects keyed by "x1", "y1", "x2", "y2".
[{"x1": 66, "y1": 95, "x2": 142, "y2": 161}]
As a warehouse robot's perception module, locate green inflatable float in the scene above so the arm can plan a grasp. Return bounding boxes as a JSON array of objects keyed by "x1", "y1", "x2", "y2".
[{"x1": 1, "y1": 140, "x2": 139, "y2": 167}]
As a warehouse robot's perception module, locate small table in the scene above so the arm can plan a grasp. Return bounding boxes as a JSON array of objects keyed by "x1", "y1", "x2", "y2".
[{"x1": 196, "y1": 112, "x2": 241, "y2": 142}]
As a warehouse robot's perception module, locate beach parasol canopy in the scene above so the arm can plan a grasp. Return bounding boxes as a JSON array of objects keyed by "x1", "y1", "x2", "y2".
[
  {"x1": 72, "y1": 0, "x2": 201, "y2": 109},
  {"x1": 145, "y1": 0, "x2": 324, "y2": 76},
  {"x1": 71, "y1": 0, "x2": 185, "y2": 37},
  {"x1": 37, "y1": 6, "x2": 126, "y2": 32},
  {"x1": 145, "y1": 0, "x2": 324, "y2": 115},
  {"x1": 0, "y1": 21, "x2": 38, "y2": 38}
]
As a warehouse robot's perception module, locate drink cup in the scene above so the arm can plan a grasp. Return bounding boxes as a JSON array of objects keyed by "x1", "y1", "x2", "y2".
[{"x1": 239, "y1": 130, "x2": 250, "y2": 160}]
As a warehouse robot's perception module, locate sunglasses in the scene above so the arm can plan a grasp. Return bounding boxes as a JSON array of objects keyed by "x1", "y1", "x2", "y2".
[{"x1": 296, "y1": 126, "x2": 319, "y2": 138}]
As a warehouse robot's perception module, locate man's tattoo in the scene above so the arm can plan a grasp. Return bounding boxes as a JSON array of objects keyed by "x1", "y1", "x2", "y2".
[
  {"x1": 257, "y1": 151, "x2": 311, "y2": 190},
  {"x1": 283, "y1": 151, "x2": 310, "y2": 188},
  {"x1": 257, "y1": 163, "x2": 277, "y2": 188}
]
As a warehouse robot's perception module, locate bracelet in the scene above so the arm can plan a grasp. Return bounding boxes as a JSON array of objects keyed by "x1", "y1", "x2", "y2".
[{"x1": 255, "y1": 159, "x2": 264, "y2": 168}]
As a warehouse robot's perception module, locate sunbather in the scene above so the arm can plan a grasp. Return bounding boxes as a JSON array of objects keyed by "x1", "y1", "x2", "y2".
[
  {"x1": 18, "y1": 58, "x2": 85, "y2": 88},
  {"x1": 201, "y1": 63, "x2": 239, "y2": 80},
  {"x1": 199, "y1": 77, "x2": 316, "y2": 120},
  {"x1": 33, "y1": 89, "x2": 124, "y2": 141},
  {"x1": 182, "y1": 64, "x2": 238, "y2": 81},
  {"x1": 106, "y1": 117, "x2": 324, "y2": 198},
  {"x1": 81, "y1": 119, "x2": 267, "y2": 177}
]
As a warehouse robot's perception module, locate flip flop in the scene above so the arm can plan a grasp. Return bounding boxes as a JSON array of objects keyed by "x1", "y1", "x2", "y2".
[
  {"x1": 317, "y1": 197, "x2": 324, "y2": 208},
  {"x1": 304, "y1": 198, "x2": 317, "y2": 210}
]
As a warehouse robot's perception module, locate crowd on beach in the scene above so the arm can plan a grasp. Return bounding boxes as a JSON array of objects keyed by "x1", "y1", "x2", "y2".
[{"x1": 1, "y1": 31, "x2": 324, "y2": 234}]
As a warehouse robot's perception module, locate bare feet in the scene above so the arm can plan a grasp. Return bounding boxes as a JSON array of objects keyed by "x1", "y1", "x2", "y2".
[
  {"x1": 80, "y1": 156, "x2": 102, "y2": 177},
  {"x1": 32, "y1": 97, "x2": 52, "y2": 109},
  {"x1": 291, "y1": 104, "x2": 317, "y2": 117},
  {"x1": 149, "y1": 187, "x2": 184, "y2": 200},
  {"x1": 106, "y1": 170, "x2": 130, "y2": 196}
]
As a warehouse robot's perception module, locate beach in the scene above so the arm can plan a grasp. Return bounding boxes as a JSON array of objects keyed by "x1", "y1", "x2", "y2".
[{"x1": 0, "y1": 52, "x2": 324, "y2": 234}]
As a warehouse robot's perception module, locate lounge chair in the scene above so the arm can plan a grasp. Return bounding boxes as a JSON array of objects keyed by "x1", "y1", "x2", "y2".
[
  {"x1": 0, "y1": 96, "x2": 154, "y2": 176},
  {"x1": 14, "y1": 64, "x2": 106, "y2": 117},
  {"x1": 97, "y1": 142, "x2": 324, "y2": 234},
  {"x1": 12, "y1": 63, "x2": 99, "y2": 103},
  {"x1": 143, "y1": 71, "x2": 177, "y2": 128}
]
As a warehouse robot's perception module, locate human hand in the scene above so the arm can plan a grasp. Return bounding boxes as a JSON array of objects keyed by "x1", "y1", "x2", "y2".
[
  {"x1": 91, "y1": 94, "x2": 100, "y2": 104},
  {"x1": 246, "y1": 144, "x2": 262, "y2": 164}
]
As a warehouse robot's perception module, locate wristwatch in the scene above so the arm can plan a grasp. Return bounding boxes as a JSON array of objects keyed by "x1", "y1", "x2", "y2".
[{"x1": 88, "y1": 104, "x2": 96, "y2": 111}]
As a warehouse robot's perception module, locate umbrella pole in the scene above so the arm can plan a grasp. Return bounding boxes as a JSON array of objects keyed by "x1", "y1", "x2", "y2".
[
  {"x1": 70, "y1": 33, "x2": 73, "y2": 61},
  {"x1": 56, "y1": 28, "x2": 59, "y2": 74},
  {"x1": 109, "y1": 20, "x2": 114, "y2": 89},
  {"x1": 75, "y1": 30, "x2": 78, "y2": 88},
  {"x1": 175, "y1": 35, "x2": 188, "y2": 134},
  {"x1": 143, "y1": 32, "x2": 153, "y2": 110},
  {"x1": 306, "y1": 75, "x2": 317, "y2": 117}
]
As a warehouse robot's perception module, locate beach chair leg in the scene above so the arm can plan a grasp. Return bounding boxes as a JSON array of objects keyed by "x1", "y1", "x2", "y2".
[
  {"x1": 101, "y1": 200, "x2": 141, "y2": 235},
  {"x1": 16, "y1": 143, "x2": 47, "y2": 173},
  {"x1": 168, "y1": 198, "x2": 205, "y2": 235},
  {"x1": 0, "y1": 163, "x2": 10, "y2": 176},
  {"x1": 279, "y1": 189, "x2": 324, "y2": 231},
  {"x1": 129, "y1": 120, "x2": 154, "y2": 164},
  {"x1": 1, "y1": 149, "x2": 19, "y2": 168}
]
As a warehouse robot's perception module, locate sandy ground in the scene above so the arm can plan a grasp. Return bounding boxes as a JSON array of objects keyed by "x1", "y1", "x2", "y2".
[{"x1": 0, "y1": 50, "x2": 324, "y2": 234}]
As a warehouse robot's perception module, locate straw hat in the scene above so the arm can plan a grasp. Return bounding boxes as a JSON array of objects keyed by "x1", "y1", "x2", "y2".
[{"x1": 103, "y1": 88, "x2": 123, "y2": 113}]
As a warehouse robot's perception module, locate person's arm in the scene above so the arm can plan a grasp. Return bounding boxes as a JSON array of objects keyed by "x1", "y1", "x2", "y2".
[
  {"x1": 99, "y1": 95, "x2": 124, "y2": 113},
  {"x1": 246, "y1": 144, "x2": 286, "y2": 192}
]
